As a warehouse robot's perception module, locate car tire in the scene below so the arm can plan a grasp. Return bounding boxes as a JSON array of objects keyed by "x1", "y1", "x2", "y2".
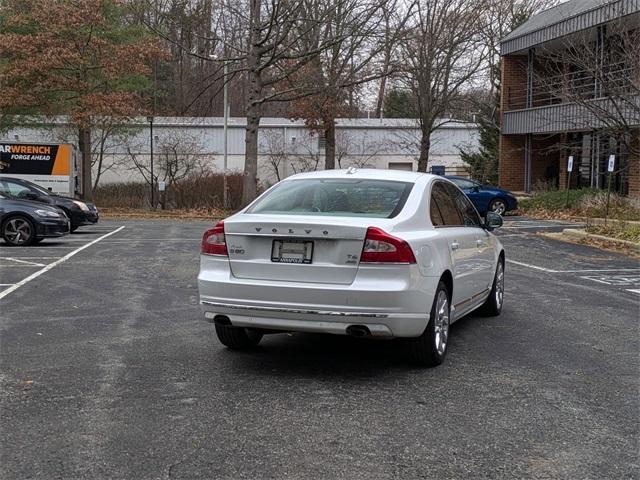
[
  {"x1": 70, "y1": 224, "x2": 79, "y2": 233},
  {"x1": 407, "y1": 281, "x2": 450, "y2": 367},
  {"x1": 479, "y1": 258, "x2": 505, "y2": 316},
  {"x1": 489, "y1": 198, "x2": 507, "y2": 215},
  {"x1": 215, "y1": 324, "x2": 263, "y2": 349},
  {"x1": 2, "y1": 215, "x2": 36, "y2": 246}
]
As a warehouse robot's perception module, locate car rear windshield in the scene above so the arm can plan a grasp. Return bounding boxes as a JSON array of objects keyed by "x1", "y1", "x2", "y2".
[{"x1": 247, "y1": 178, "x2": 414, "y2": 218}]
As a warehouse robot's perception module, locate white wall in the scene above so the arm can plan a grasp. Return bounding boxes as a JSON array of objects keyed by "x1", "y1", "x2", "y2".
[{"x1": 3, "y1": 117, "x2": 479, "y2": 186}]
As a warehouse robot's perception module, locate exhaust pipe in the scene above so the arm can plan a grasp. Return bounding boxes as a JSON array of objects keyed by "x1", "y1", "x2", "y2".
[
  {"x1": 346, "y1": 325, "x2": 371, "y2": 337},
  {"x1": 213, "y1": 315, "x2": 232, "y2": 326}
]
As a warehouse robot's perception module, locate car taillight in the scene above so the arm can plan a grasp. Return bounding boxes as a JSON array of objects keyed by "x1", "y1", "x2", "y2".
[
  {"x1": 361, "y1": 227, "x2": 416, "y2": 264},
  {"x1": 202, "y1": 221, "x2": 228, "y2": 256}
]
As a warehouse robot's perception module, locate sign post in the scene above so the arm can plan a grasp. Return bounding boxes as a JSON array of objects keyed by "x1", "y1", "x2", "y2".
[
  {"x1": 605, "y1": 155, "x2": 615, "y2": 224},
  {"x1": 565, "y1": 155, "x2": 573, "y2": 208},
  {"x1": 158, "y1": 180, "x2": 166, "y2": 210}
]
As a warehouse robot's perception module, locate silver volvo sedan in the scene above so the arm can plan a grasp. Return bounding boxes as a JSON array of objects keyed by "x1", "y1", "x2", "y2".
[{"x1": 198, "y1": 169, "x2": 505, "y2": 366}]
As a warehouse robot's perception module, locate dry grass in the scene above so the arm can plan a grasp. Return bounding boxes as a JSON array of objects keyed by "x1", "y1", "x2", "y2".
[
  {"x1": 99, "y1": 207, "x2": 226, "y2": 221},
  {"x1": 519, "y1": 188, "x2": 640, "y2": 221},
  {"x1": 585, "y1": 223, "x2": 640, "y2": 243},
  {"x1": 93, "y1": 172, "x2": 245, "y2": 211}
]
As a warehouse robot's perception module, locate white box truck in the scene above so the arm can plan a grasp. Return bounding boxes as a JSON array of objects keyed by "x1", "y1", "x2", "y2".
[{"x1": 0, "y1": 141, "x2": 78, "y2": 197}]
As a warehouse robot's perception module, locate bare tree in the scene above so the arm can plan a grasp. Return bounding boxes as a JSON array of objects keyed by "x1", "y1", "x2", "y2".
[
  {"x1": 52, "y1": 117, "x2": 140, "y2": 192},
  {"x1": 144, "y1": 0, "x2": 397, "y2": 203},
  {"x1": 240, "y1": 0, "x2": 388, "y2": 202},
  {"x1": 91, "y1": 121, "x2": 139, "y2": 193},
  {"x1": 156, "y1": 133, "x2": 210, "y2": 187},
  {"x1": 335, "y1": 130, "x2": 383, "y2": 169},
  {"x1": 374, "y1": 2, "x2": 415, "y2": 117},
  {"x1": 286, "y1": 0, "x2": 414, "y2": 170},
  {"x1": 288, "y1": 132, "x2": 322, "y2": 174},
  {"x1": 398, "y1": 0, "x2": 488, "y2": 172},
  {"x1": 483, "y1": 0, "x2": 558, "y2": 95},
  {"x1": 260, "y1": 128, "x2": 289, "y2": 182},
  {"x1": 125, "y1": 132, "x2": 210, "y2": 206}
]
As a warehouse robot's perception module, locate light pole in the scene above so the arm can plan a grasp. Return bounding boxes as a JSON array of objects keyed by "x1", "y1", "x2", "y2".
[
  {"x1": 211, "y1": 54, "x2": 229, "y2": 209},
  {"x1": 147, "y1": 115, "x2": 155, "y2": 208},
  {"x1": 222, "y1": 60, "x2": 229, "y2": 209}
]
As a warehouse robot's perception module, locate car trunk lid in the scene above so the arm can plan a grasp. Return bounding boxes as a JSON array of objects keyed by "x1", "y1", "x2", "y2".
[{"x1": 224, "y1": 214, "x2": 376, "y2": 284}]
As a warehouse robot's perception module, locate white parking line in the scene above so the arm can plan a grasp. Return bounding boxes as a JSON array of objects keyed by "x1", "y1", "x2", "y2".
[
  {"x1": 503, "y1": 224, "x2": 584, "y2": 229},
  {"x1": 562, "y1": 268, "x2": 640, "y2": 273},
  {"x1": 506, "y1": 259, "x2": 640, "y2": 274},
  {"x1": 0, "y1": 256, "x2": 60, "y2": 259},
  {"x1": 0, "y1": 226, "x2": 125, "y2": 301},
  {"x1": 0, "y1": 264, "x2": 46, "y2": 268},
  {"x1": 627, "y1": 289, "x2": 640, "y2": 295},
  {"x1": 1, "y1": 257, "x2": 46, "y2": 267},
  {"x1": 506, "y1": 259, "x2": 557, "y2": 272}
]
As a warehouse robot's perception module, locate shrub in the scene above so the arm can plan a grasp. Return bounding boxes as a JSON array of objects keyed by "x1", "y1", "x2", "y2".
[
  {"x1": 519, "y1": 188, "x2": 640, "y2": 221},
  {"x1": 518, "y1": 188, "x2": 600, "y2": 211},
  {"x1": 93, "y1": 172, "x2": 245, "y2": 211},
  {"x1": 93, "y1": 182, "x2": 147, "y2": 209}
]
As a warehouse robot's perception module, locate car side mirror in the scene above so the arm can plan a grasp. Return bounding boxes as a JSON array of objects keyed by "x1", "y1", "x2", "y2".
[
  {"x1": 484, "y1": 212, "x2": 503, "y2": 231},
  {"x1": 25, "y1": 192, "x2": 40, "y2": 200}
]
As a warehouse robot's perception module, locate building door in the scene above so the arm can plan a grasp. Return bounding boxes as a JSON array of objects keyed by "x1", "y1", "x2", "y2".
[{"x1": 388, "y1": 162, "x2": 413, "y2": 171}]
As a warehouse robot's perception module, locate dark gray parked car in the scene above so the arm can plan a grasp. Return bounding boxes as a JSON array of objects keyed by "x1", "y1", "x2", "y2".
[
  {"x1": 0, "y1": 177, "x2": 98, "y2": 232},
  {"x1": 0, "y1": 193, "x2": 69, "y2": 245}
]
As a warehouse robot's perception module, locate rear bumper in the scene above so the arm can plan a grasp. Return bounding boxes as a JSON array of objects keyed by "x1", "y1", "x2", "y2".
[
  {"x1": 198, "y1": 256, "x2": 437, "y2": 338},
  {"x1": 201, "y1": 300, "x2": 428, "y2": 337}
]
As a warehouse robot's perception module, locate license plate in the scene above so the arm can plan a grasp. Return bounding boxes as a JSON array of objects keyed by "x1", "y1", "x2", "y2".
[{"x1": 271, "y1": 239, "x2": 314, "y2": 264}]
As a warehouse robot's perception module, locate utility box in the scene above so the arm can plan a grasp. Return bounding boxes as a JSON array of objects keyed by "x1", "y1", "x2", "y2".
[{"x1": 0, "y1": 142, "x2": 78, "y2": 197}]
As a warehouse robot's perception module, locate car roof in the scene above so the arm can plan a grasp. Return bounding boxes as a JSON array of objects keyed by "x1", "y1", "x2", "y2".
[{"x1": 283, "y1": 168, "x2": 436, "y2": 184}]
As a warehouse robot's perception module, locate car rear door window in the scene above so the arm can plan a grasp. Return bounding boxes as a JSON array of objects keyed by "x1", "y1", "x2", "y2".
[
  {"x1": 430, "y1": 192, "x2": 445, "y2": 226},
  {"x1": 430, "y1": 182, "x2": 463, "y2": 226},
  {"x1": 443, "y1": 182, "x2": 482, "y2": 227}
]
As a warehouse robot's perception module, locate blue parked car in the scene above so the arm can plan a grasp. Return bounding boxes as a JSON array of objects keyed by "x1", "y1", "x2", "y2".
[{"x1": 445, "y1": 176, "x2": 518, "y2": 216}]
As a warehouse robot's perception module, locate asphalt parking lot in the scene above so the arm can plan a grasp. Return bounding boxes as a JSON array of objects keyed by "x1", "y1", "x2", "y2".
[{"x1": 1, "y1": 217, "x2": 638, "y2": 479}]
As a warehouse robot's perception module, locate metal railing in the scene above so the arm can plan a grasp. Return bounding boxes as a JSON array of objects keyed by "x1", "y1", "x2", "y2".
[{"x1": 506, "y1": 62, "x2": 639, "y2": 111}]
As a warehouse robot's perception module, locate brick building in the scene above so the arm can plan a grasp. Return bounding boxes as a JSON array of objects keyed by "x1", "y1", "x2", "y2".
[{"x1": 499, "y1": 0, "x2": 640, "y2": 197}]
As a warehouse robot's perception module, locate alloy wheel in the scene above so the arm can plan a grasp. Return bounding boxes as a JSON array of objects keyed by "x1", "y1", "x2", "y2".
[
  {"x1": 434, "y1": 290, "x2": 450, "y2": 355},
  {"x1": 491, "y1": 200, "x2": 506, "y2": 215},
  {"x1": 4, "y1": 218, "x2": 32, "y2": 245},
  {"x1": 495, "y1": 262, "x2": 504, "y2": 308}
]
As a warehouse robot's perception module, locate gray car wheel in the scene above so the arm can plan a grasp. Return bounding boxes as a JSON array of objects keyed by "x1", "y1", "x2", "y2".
[
  {"x1": 2, "y1": 216, "x2": 36, "y2": 246},
  {"x1": 489, "y1": 199, "x2": 507, "y2": 215},
  {"x1": 407, "y1": 281, "x2": 450, "y2": 367},
  {"x1": 215, "y1": 323, "x2": 263, "y2": 349},
  {"x1": 479, "y1": 258, "x2": 504, "y2": 316}
]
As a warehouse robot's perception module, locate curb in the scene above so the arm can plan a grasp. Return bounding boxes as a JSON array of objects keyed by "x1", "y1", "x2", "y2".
[
  {"x1": 562, "y1": 228, "x2": 640, "y2": 253},
  {"x1": 569, "y1": 217, "x2": 640, "y2": 227}
]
